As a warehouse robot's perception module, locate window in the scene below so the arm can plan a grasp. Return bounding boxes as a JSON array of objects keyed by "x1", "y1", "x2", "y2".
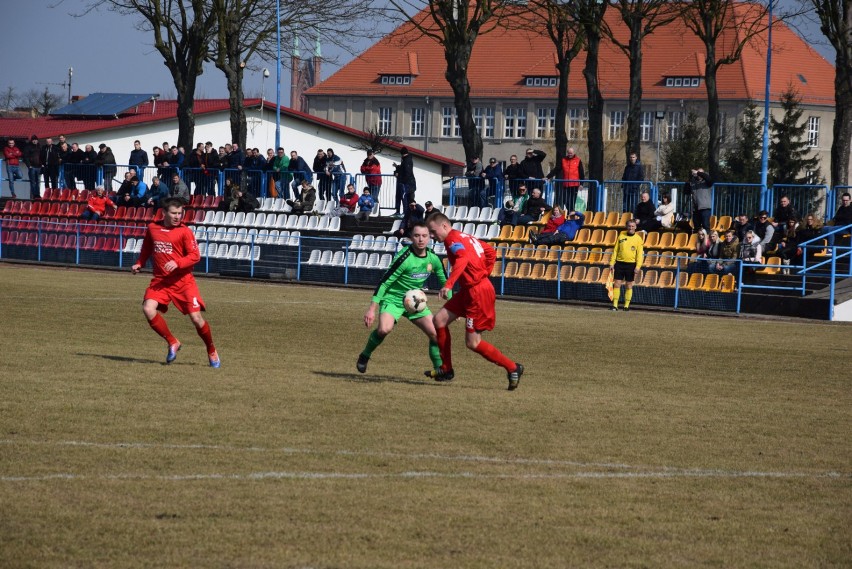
[
  {"x1": 378, "y1": 107, "x2": 393, "y2": 136},
  {"x1": 674, "y1": 78, "x2": 682, "y2": 87},
  {"x1": 640, "y1": 111, "x2": 653, "y2": 142},
  {"x1": 608, "y1": 111, "x2": 624, "y2": 140},
  {"x1": 807, "y1": 116, "x2": 820, "y2": 147},
  {"x1": 667, "y1": 111, "x2": 683, "y2": 141},
  {"x1": 549, "y1": 78, "x2": 557, "y2": 87},
  {"x1": 381, "y1": 76, "x2": 388, "y2": 85},
  {"x1": 525, "y1": 76, "x2": 557, "y2": 87},
  {"x1": 666, "y1": 78, "x2": 674, "y2": 87},
  {"x1": 568, "y1": 108, "x2": 588, "y2": 141},
  {"x1": 442, "y1": 106, "x2": 459, "y2": 138},
  {"x1": 410, "y1": 107, "x2": 425, "y2": 137},
  {"x1": 537, "y1": 107, "x2": 556, "y2": 139},
  {"x1": 474, "y1": 107, "x2": 495, "y2": 138},
  {"x1": 504, "y1": 107, "x2": 527, "y2": 139},
  {"x1": 691, "y1": 78, "x2": 700, "y2": 87},
  {"x1": 379, "y1": 74, "x2": 413, "y2": 85}
]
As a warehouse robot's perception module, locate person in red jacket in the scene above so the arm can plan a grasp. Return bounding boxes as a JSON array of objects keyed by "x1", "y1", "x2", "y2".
[
  {"x1": 529, "y1": 205, "x2": 565, "y2": 243},
  {"x1": 547, "y1": 147, "x2": 585, "y2": 206},
  {"x1": 360, "y1": 149, "x2": 383, "y2": 201},
  {"x1": 4, "y1": 139, "x2": 23, "y2": 197},
  {"x1": 329, "y1": 183, "x2": 360, "y2": 217},
  {"x1": 425, "y1": 213, "x2": 523, "y2": 390},
  {"x1": 132, "y1": 197, "x2": 220, "y2": 367},
  {"x1": 81, "y1": 185, "x2": 116, "y2": 221}
]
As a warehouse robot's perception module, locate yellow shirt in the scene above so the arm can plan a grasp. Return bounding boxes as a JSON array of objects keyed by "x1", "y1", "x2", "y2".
[{"x1": 611, "y1": 231, "x2": 644, "y2": 268}]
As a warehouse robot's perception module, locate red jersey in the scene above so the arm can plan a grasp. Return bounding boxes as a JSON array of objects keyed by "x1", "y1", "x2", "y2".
[
  {"x1": 443, "y1": 229, "x2": 496, "y2": 290},
  {"x1": 137, "y1": 221, "x2": 200, "y2": 282},
  {"x1": 85, "y1": 194, "x2": 116, "y2": 216}
]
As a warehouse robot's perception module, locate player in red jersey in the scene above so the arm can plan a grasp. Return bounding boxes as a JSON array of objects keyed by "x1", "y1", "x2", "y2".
[
  {"x1": 131, "y1": 197, "x2": 220, "y2": 367},
  {"x1": 425, "y1": 213, "x2": 523, "y2": 390}
]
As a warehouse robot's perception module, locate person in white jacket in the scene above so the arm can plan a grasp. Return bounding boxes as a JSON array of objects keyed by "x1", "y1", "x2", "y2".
[{"x1": 643, "y1": 193, "x2": 675, "y2": 232}]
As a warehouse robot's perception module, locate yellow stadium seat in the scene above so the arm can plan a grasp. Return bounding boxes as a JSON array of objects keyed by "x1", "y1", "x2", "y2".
[
  {"x1": 677, "y1": 271, "x2": 689, "y2": 289},
  {"x1": 644, "y1": 231, "x2": 661, "y2": 249},
  {"x1": 497, "y1": 225, "x2": 513, "y2": 241},
  {"x1": 584, "y1": 266, "x2": 601, "y2": 283},
  {"x1": 675, "y1": 253, "x2": 690, "y2": 270},
  {"x1": 616, "y1": 212, "x2": 633, "y2": 227},
  {"x1": 545, "y1": 246, "x2": 561, "y2": 261},
  {"x1": 602, "y1": 229, "x2": 618, "y2": 247},
  {"x1": 708, "y1": 215, "x2": 718, "y2": 232},
  {"x1": 720, "y1": 274, "x2": 736, "y2": 293},
  {"x1": 559, "y1": 265, "x2": 573, "y2": 281},
  {"x1": 560, "y1": 247, "x2": 576, "y2": 263},
  {"x1": 715, "y1": 215, "x2": 732, "y2": 232},
  {"x1": 534, "y1": 245, "x2": 550, "y2": 260},
  {"x1": 641, "y1": 270, "x2": 658, "y2": 287},
  {"x1": 672, "y1": 232, "x2": 689, "y2": 251},
  {"x1": 598, "y1": 266, "x2": 611, "y2": 285},
  {"x1": 571, "y1": 265, "x2": 587, "y2": 282},
  {"x1": 587, "y1": 247, "x2": 604, "y2": 265},
  {"x1": 505, "y1": 242, "x2": 523, "y2": 259},
  {"x1": 643, "y1": 254, "x2": 659, "y2": 268},
  {"x1": 529, "y1": 263, "x2": 546, "y2": 280},
  {"x1": 573, "y1": 228, "x2": 591, "y2": 244},
  {"x1": 602, "y1": 211, "x2": 619, "y2": 228},
  {"x1": 516, "y1": 263, "x2": 532, "y2": 279},
  {"x1": 519, "y1": 246, "x2": 537, "y2": 260},
  {"x1": 684, "y1": 273, "x2": 704, "y2": 290},
  {"x1": 601, "y1": 248, "x2": 613, "y2": 265},
  {"x1": 573, "y1": 247, "x2": 590, "y2": 263},
  {"x1": 504, "y1": 262, "x2": 519, "y2": 278},
  {"x1": 588, "y1": 228, "x2": 605, "y2": 246},
  {"x1": 756, "y1": 256, "x2": 781, "y2": 274},
  {"x1": 490, "y1": 260, "x2": 503, "y2": 277},
  {"x1": 657, "y1": 232, "x2": 675, "y2": 249},
  {"x1": 589, "y1": 211, "x2": 606, "y2": 227},
  {"x1": 702, "y1": 273, "x2": 720, "y2": 291},
  {"x1": 543, "y1": 264, "x2": 558, "y2": 281},
  {"x1": 510, "y1": 225, "x2": 528, "y2": 242},
  {"x1": 658, "y1": 271, "x2": 675, "y2": 288},
  {"x1": 657, "y1": 253, "x2": 676, "y2": 269}
]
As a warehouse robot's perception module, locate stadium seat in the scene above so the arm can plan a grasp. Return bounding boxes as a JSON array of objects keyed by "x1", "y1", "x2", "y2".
[
  {"x1": 463, "y1": 206, "x2": 479, "y2": 222},
  {"x1": 601, "y1": 229, "x2": 618, "y2": 247},
  {"x1": 587, "y1": 248, "x2": 604, "y2": 265},
  {"x1": 309, "y1": 250, "x2": 327, "y2": 265},
  {"x1": 201, "y1": 196, "x2": 215, "y2": 209},
  {"x1": 503, "y1": 262, "x2": 519, "y2": 278},
  {"x1": 573, "y1": 247, "x2": 590, "y2": 263},
  {"x1": 490, "y1": 260, "x2": 503, "y2": 277},
  {"x1": 519, "y1": 246, "x2": 536, "y2": 261},
  {"x1": 360, "y1": 235, "x2": 375, "y2": 251},
  {"x1": 190, "y1": 195, "x2": 204, "y2": 208},
  {"x1": 559, "y1": 247, "x2": 575, "y2": 263},
  {"x1": 684, "y1": 273, "x2": 704, "y2": 290},
  {"x1": 720, "y1": 274, "x2": 736, "y2": 293},
  {"x1": 477, "y1": 207, "x2": 493, "y2": 222},
  {"x1": 601, "y1": 211, "x2": 619, "y2": 228},
  {"x1": 284, "y1": 215, "x2": 299, "y2": 229},
  {"x1": 373, "y1": 236, "x2": 387, "y2": 251},
  {"x1": 327, "y1": 217, "x2": 341, "y2": 232},
  {"x1": 559, "y1": 265, "x2": 573, "y2": 281},
  {"x1": 640, "y1": 270, "x2": 658, "y2": 287},
  {"x1": 672, "y1": 232, "x2": 689, "y2": 251},
  {"x1": 657, "y1": 270, "x2": 675, "y2": 288},
  {"x1": 505, "y1": 243, "x2": 523, "y2": 259},
  {"x1": 226, "y1": 244, "x2": 240, "y2": 259},
  {"x1": 570, "y1": 265, "x2": 587, "y2": 282},
  {"x1": 587, "y1": 211, "x2": 605, "y2": 228},
  {"x1": 452, "y1": 222, "x2": 463, "y2": 231},
  {"x1": 657, "y1": 232, "x2": 674, "y2": 250},
  {"x1": 75, "y1": 190, "x2": 85, "y2": 202},
  {"x1": 643, "y1": 231, "x2": 660, "y2": 249},
  {"x1": 515, "y1": 263, "x2": 532, "y2": 279},
  {"x1": 453, "y1": 206, "x2": 468, "y2": 221},
  {"x1": 235, "y1": 228, "x2": 248, "y2": 243},
  {"x1": 288, "y1": 231, "x2": 301, "y2": 246},
  {"x1": 474, "y1": 224, "x2": 489, "y2": 240},
  {"x1": 755, "y1": 257, "x2": 781, "y2": 274},
  {"x1": 715, "y1": 215, "x2": 732, "y2": 232},
  {"x1": 584, "y1": 266, "x2": 600, "y2": 283},
  {"x1": 572, "y1": 228, "x2": 591, "y2": 244},
  {"x1": 702, "y1": 273, "x2": 720, "y2": 291},
  {"x1": 232, "y1": 212, "x2": 246, "y2": 227}
]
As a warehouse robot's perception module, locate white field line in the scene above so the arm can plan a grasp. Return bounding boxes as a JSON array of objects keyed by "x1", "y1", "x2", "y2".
[{"x1": 1, "y1": 439, "x2": 847, "y2": 481}]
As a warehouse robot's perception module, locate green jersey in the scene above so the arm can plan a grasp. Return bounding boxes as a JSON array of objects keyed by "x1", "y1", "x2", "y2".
[{"x1": 372, "y1": 246, "x2": 447, "y2": 306}]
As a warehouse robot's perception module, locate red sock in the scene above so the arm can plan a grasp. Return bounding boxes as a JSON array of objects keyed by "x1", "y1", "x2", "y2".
[
  {"x1": 195, "y1": 321, "x2": 216, "y2": 354},
  {"x1": 148, "y1": 314, "x2": 177, "y2": 344},
  {"x1": 474, "y1": 340, "x2": 516, "y2": 372},
  {"x1": 436, "y1": 325, "x2": 453, "y2": 372}
]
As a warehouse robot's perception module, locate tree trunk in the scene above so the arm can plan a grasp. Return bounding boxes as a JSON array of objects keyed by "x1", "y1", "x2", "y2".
[
  {"x1": 445, "y1": 49, "x2": 483, "y2": 163},
  {"x1": 832, "y1": 52, "x2": 851, "y2": 186},
  {"x1": 703, "y1": 42, "x2": 722, "y2": 181},
  {"x1": 554, "y1": 57, "x2": 570, "y2": 161},
  {"x1": 625, "y1": 15, "x2": 643, "y2": 161},
  {"x1": 584, "y1": 31, "x2": 604, "y2": 184},
  {"x1": 225, "y1": 66, "x2": 247, "y2": 148},
  {"x1": 167, "y1": 59, "x2": 201, "y2": 151}
]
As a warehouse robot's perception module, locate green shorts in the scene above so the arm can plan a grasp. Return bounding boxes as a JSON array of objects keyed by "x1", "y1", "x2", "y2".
[{"x1": 380, "y1": 299, "x2": 431, "y2": 322}]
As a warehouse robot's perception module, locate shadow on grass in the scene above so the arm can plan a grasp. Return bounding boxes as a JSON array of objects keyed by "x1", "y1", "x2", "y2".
[
  {"x1": 313, "y1": 370, "x2": 490, "y2": 390},
  {"x1": 75, "y1": 353, "x2": 177, "y2": 365}
]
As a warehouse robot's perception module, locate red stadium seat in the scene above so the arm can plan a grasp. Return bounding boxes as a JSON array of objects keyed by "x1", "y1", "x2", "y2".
[
  {"x1": 59, "y1": 189, "x2": 72, "y2": 201},
  {"x1": 182, "y1": 209, "x2": 194, "y2": 222},
  {"x1": 201, "y1": 196, "x2": 214, "y2": 209},
  {"x1": 100, "y1": 237, "x2": 118, "y2": 252},
  {"x1": 57, "y1": 202, "x2": 70, "y2": 217},
  {"x1": 19, "y1": 201, "x2": 33, "y2": 214},
  {"x1": 2, "y1": 231, "x2": 17, "y2": 245},
  {"x1": 141, "y1": 208, "x2": 154, "y2": 222},
  {"x1": 190, "y1": 195, "x2": 204, "y2": 208},
  {"x1": 73, "y1": 189, "x2": 83, "y2": 201},
  {"x1": 2, "y1": 201, "x2": 14, "y2": 214},
  {"x1": 54, "y1": 234, "x2": 67, "y2": 248},
  {"x1": 114, "y1": 206, "x2": 127, "y2": 220},
  {"x1": 153, "y1": 209, "x2": 164, "y2": 222},
  {"x1": 67, "y1": 203, "x2": 80, "y2": 217},
  {"x1": 193, "y1": 209, "x2": 206, "y2": 224},
  {"x1": 46, "y1": 202, "x2": 60, "y2": 216},
  {"x1": 23, "y1": 232, "x2": 38, "y2": 247},
  {"x1": 211, "y1": 196, "x2": 223, "y2": 209},
  {"x1": 63, "y1": 235, "x2": 76, "y2": 249},
  {"x1": 43, "y1": 234, "x2": 57, "y2": 248}
]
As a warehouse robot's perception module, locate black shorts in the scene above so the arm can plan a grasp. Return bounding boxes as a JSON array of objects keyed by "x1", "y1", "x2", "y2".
[{"x1": 613, "y1": 261, "x2": 637, "y2": 282}]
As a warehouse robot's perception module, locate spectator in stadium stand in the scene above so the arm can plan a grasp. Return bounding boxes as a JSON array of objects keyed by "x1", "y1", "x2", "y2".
[
  {"x1": 732, "y1": 213, "x2": 753, "y2": 242},
  {"x1": 424, "y1": 200, "x2": 440, "y2": 219},
  {"x1": 739, "y1": 230, "x2": 764, "y2": 270},
  {"x1": 81, "y1": 144, "x2": 98, "y2": 190},
  {"x1": 165, "y1": 145, "x2": 184, "y2": 181},
  {"x1": 153, "y1": 147, "x2": 168, "y2": 181},
  {"x1": 329, "y1": 183, "x2": 359, "y2": 217},
  {"x1": 483, "y1": 157, "x2": 503, "y2": 205},
  {"x1": 517, "y1": 187, "x2": 551, "y2": 225},
  {"x1": 128, "y1": 140, "x2": 149, "y2": 178},
  {"x1": 95, "y1": 143, "x2": 117, "y2": 191},
  {"x1": 270, "y1": 147, "x2": 290, "y2": 198},
  {"x1": 202, "y1": 143, "x2": 219, "y2": 196},
  {"x1": 621, "y1": 152, "x2": 644, "y2": 212},
  {"x1": 829, "y1": 192, "x2": 852, "y2": 247},
  {"x1": 547, "y1": 147, "x2": 584, "y2": 196},
  {"x1": 393, "y1": 199, "x2": 425, "y2": 239},
  {"x1": 223, "y1": 177, "x2": 260, "y2": 213},
  {"x1": 753, "y1": 210, "x2": 776, "y2": 253},
  {"x1": 116, "y1": 172, "x2": 135, "y2": 203},
  {"x1": 529, "y1": 205, "x2": 565, "y2": 244},
  {"x1": 498, "y1": 199, "x2": 517, "y2": 226},
  {"x1": 709, "y1": 230, "x2": 740, "y2": 276},
  {"x1": 360, "y1": 149, "x2": 383, "y2": 201},
  {"x1": 286, "y1": 178, "x2": 316, "y2": 214},
  {"x1": 64, "y1": 142, "x2": 85, "y2": 191},
  {"x1": 520, "y1": 147, "x2": 547, "y2": 190},
  {"x1": 531, "y1": 210, "x2": 585, "y2": 246},
  {"x1": 227, "y1": 142, "x2": 245, "y2": 183},
  {"x1": 772, "y1": 195, "x2": 798, "y2": 230},
  {"x1": 243, "y1": 148, "x2": 266, "y2": 195},
  {"x1": 40, "y1": 137, "x2": 60, "y2": 190},
  {"x1": 690, "y1": 228, "x2": 716, "y2": 273},
  {"x1": 286, "y1": 150, "x2": 313, "y2": 198},
  {"x1": 3, "y1": 138, "x2": 23, "y2": 198},
  {"x1": 142, "y1": 176, "x2": 169, "y2": 208},
  {"x1": 325, "y1": 148, "x2": 347, "y2": 201},
  {"x1": 465, "y1": 156, "x2": 486, "y2": 208},
  {"x1": 777, "y1": 218, "x2": 802, "y2": 272},
  {"x1": 797, "y1": 214, "x2": 826, "y2": 256},
  {"x1": 633, "y1": 191, "x2": 656, "y2": 231},
  {"x1": 504, "y1": 154, "x2": 523, "y2": 196},
  {"x1": 684, "y1": 167, "x2": 714, "y2": 232},
  {"x1": 502, "y1": 184, "x2": 530, "y2": 226},
  {"x1": 356, "y1": 187, "x2": 375, "y2": 221},
  {"x1": 644, "y1": 193, "x2": 675, "y2": 232},
  {"x1": 22, "y1": 135, "x2": 42, "y2": 199},
  {"x1": 313, "y1": 148, "x2": 330, "y2": 201},
  {"x1": 81, "y1": 185, "x2": 116, "y2": 221},
  {"x1": 131, "y1": 176, "x2": 148, "y2": 205},
  {"x1": 393, "y1": 147, "x2": 417, "y2": 216},
  {"x1": 169, "y1": 172, "x2": 190, "y2": 204},
  {"x1": 185, "y1": 146, "x2": 204, "y2": 195}
]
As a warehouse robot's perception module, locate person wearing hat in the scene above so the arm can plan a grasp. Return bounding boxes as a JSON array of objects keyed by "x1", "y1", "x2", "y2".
[
  {"x1": 424, "y1": 200, "x2": 439, "y2": 219},
  {"x1": 483, "y1": 157, "x2": 503, "y2": 208},
  {"x1": 23, "y1": 135, "x2": 43, "y2": 199},
  {"x1": 95, "y1": 143, "x2": 117, "y2": 191}
]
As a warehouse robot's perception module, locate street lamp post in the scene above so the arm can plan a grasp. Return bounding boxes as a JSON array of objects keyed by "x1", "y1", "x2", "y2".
[
  {"x1": 655, "y1": 110, "x2": 666, "y2": 185},
  {"x1": 261, "y1": 68, "x2": 270, "y2": 147},
  {"x1": 274, "y1": 0, "x2": 281, "y2": 150}
]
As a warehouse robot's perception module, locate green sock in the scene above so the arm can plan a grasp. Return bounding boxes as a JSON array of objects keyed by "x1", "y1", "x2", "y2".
[
  {"x1": 624, "y1": 288, "x2": 633, "y2": 308},
  {"x1": 612, "y1": 288, "x2": 621, "y2": 307},
  {"x1": 429, "y1": 340, "x2": 442, "y2": 370},
  {"x1": 362, "y1": 330, "x2": 384, "y2": 358}
]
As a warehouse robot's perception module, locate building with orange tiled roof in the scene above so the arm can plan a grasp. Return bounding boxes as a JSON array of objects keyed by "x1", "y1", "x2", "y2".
[{"x1": 305, "y1": 4, "x2": 839, "y2": 185}]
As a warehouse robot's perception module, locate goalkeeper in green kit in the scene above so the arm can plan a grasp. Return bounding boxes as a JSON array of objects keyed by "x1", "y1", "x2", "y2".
[{"x1": 357, "y1": 222, "x2": 449, "y2": 374}]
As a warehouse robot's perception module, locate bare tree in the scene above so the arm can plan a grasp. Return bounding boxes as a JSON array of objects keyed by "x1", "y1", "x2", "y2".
[
  {"x1": 21, "y1": 88, "x2": 63, "y2": 116},
  {"x1": 0, "y1": 86, "x2": 16, "y2": 110},
  {"x1": 607, "y1": 0, "x2": 681, "y2": 163},
  {"x1": 575, "y1": 0, "x2": 609, "y2": 184},
  {"x1": 386, "y1": 0, "x2": 510, "y2": 162},
  {"x1": 209, "y1": 0, "x2": 375, "y2": 149},
  {"x1": 681, "y1": 0, "x2": 770, "y2": 181},
  {"x1": 351, "y1": 126, "x2": 403, "y2": 155},
  {"x1": 91, "y1": 0, "x2": 218, "y2": 150},
  {"x1": 809, "y1": 0, "x2": 851, "y2": 186}
]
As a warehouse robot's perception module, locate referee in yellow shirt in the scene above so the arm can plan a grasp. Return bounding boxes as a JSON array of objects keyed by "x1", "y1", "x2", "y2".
[{"x1": 609, "y1": 218, "x2": 644, "y2": 311}]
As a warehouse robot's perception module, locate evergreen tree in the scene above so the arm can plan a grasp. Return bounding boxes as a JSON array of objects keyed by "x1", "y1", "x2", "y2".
[
  {"x1": 769, "y1": 86, "x2": 822, "y2": 185},
  {"x1": 663, "y1": 111, "x2": 709, "y2": 182},
  {"x1": 722, "y1": 101, "x2": 762, "y2": 183}
]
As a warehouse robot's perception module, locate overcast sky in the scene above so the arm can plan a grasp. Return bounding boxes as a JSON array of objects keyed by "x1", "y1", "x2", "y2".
[{"x1": 1, "y1": 0, "x2": 834, "y2": 109}]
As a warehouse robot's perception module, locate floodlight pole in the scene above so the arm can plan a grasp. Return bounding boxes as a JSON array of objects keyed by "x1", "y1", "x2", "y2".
[
  {"x1": 68, "y1": 67, "x2": 73, "y2": 104},
  {"x1": 655, "y1": 110, "x2": 666, "y2": 185},
  {"x1": 274, "y1": 0, "x2": 281, "y2": 150},
  {"x1": 759, "y1": 0, "x2": 773, "y2": 208}
]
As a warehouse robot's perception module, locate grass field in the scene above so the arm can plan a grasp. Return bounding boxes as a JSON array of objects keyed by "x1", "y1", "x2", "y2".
[{"x1": 0, "y1": 263, "x2": 850, "y2": 568}]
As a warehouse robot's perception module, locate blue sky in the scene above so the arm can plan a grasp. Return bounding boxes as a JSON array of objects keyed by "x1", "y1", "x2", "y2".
[{"x1": 1, "y1": 0, "x2": 834, "y2": 107}]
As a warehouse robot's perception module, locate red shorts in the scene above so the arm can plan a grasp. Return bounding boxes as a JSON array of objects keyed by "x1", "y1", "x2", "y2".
[
  {"x1": 443, "y1": 279, "x2": 497, "y2": 332},
  {"x1": 144, "y1": 276, "x2": 206, "y2": 315}
]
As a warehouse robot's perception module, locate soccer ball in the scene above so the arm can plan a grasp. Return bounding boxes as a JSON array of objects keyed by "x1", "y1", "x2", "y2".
[{"x1": 403, "y1": 289, "x2": 428, "y2": 314}]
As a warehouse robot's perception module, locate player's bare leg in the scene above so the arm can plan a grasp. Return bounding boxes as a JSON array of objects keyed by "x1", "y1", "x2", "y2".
[
  {"x1": 358, "y1": 312, "x2": 396, "y2": 373},
  {"x1": 465, "y1": 329, "x2": 523, "y2": 391},
  {"x1": 188, "y1": 311, "x2": 219, "y2": 368},
  {"x1": 425, "y1": 307, "x2": 457, "y2": 381},
  {"x1": 411, "y1": 314, "x2": 442, "y2": 374},
  {"x1": 142, "y1": 299, "x2": 181, "y2": 364}
]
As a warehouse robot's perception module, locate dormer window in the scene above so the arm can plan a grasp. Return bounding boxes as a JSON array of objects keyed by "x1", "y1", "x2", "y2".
[
  {"x1": 525, "y1": 76, "x2": 558, "y2": 87},
  {"x1": 380, "y1": 75, "x2": 413, "y2": 85},
  {"x1": 665, "y1": 76, "x2": 701, "y2": 87}
]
